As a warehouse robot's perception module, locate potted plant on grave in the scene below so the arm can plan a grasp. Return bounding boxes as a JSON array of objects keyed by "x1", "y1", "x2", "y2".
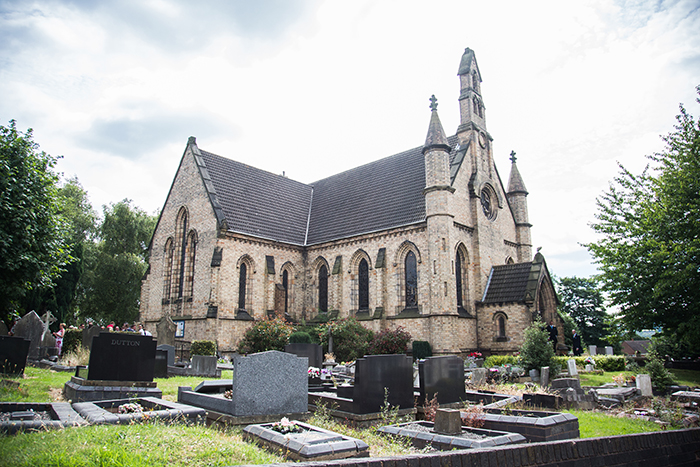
[{"x1": 308, "y1": 366, "x2": 322, "y2": 386}]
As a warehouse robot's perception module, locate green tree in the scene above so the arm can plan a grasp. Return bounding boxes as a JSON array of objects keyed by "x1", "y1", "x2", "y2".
[
  {"x1": 555, "y1": 276, "x2": 609, "y2": 347},
  {"x1": 317, "y1": 318, "x2": 374, "y2": 363},
  {"x1": 586, "y1": 88, "x2": 700, "y2": 346},
  {"x1": 77, "y1": 199, "x2": 156, "y2": 325},
  {"x1": 0, "y1": 120, "x2": 72, "y2": 326},
  {"x1": 20, "y1": 178, "x2": 97, "y2": 326},
  {"x1": 519, "y1": 318, "x2": 556, "y2": 372}
]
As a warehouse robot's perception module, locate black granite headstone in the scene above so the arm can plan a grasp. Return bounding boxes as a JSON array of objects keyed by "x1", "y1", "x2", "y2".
[
  {"x1": 87, "y1": 332, "x2": 156, "y2": 382},
  {"x1": 154, "y1": 349, "x2": 168, "y2": 378},
  {"x1": 0, "y1": 336, "x2": 31, "y2": 376},
  {"x1": 284, "y1": 343, "x2": 323, "y2": 369},
  {"x1": 156, "y1": 344, "x2": 175, "y2": 366},
  {"x1": 352, "y1": 354, "x2": 413, "y2": 414},
  {"x1": 419, "y1": 355, "x2": 466, "y2": 405}
]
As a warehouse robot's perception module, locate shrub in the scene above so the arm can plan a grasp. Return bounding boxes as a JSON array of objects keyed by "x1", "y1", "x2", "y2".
[
  {"x1": 289, "y1": 331, "x2": 312, "y2": 344},
  {"x1": 368, "y1": 326, "x2": 412, "y2": 355},
  {"x1": 191, "y1": 340, "x2": 217, "y2": 356},
  {"x1": 62, "y1": 329, "x2": 82, "y2": 354},
  {"x1": 519, "y1": 318, "x2": 557, "y2": 372},
  {"x1": 483, "y1": 355, "x2": 518, "y2": 367},
  {"x1": 237, "y1": 318, "x2": 294, "y2": 354},
  {"x1": 645, "y1": 355, "x2": 676, "y2": 392},
  {"x1": 317, "y1": 318, "x2": 374, "y2": 363},
  {"x1": 412, "y1": 341, "x2": 432, "y2": 360}
]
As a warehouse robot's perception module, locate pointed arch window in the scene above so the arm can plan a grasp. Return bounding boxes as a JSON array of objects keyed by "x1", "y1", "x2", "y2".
[
  {"x1": 238, "y1": 263, "x2": 248, "y2": 311},
  {"x1": 282, "y1": 270, "x2": 289, "y2": 315},
  {"x1": 318, "y1": 265, "x2": 328, "y2": 312},
  {"x1": 183, "y1": 231, "x2": 197, "y2": 299},
  {"x1": 405, "y1": 251, "x2": 418, "y2": 308},
  {"x1": 173, "y1": 208, "x2": 188, "y2": 298},
  {"x1": 455, "y1": 249, "x2": 466, "y2": 312},
  {"x1": 358, "y1": 258, "x2": 369, "y2": 311},
  {"x1": 162, "y1": 238, "x2": 174, "y2": 302}
]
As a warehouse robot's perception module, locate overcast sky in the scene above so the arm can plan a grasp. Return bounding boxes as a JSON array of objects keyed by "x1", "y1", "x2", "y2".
[{"x1": 1, "y1": 0, "x2": 699, "y2": 280}]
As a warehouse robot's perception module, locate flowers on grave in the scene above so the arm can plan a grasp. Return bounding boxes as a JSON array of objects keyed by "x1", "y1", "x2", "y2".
[
  {"x1": 308, "y1": 367, "x2": 321, "y2": 378},
  {"x1": 224, "y1": 389, "x2": 233, "y2": 399},
  {"x1": 584, "y1": 356, "x2": 595, "y2": 367},
  {"x1": 468, "y1": 352, "x2": 482, "y2": 358},
  {"x1": 118, "y1": 402, "x2": 143, "y2": 414},
  {"x1": 270, "y1": 417, "x2": 303, "y2": 434},
  {"x1": 465, "y1": 351, "x2": 483, "y2": 369}
]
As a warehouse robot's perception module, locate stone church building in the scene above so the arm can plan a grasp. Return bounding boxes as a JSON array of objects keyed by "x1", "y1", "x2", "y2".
[{"x1": 139, "y1": 47, "x2": 560, "y2": 357}]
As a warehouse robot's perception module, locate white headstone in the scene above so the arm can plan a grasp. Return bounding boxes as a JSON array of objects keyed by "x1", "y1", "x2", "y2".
[
  {"x1": 585, "y1": 364, "x2": 593, "y2": 372},
  {"x1": 589, "y1": 345, "x2": 597, "y2": 356},
  {"x1": 636, "y1": 374, "x2": 653, "y2": 396},
  {"x1": 567, "y1": 359, "x2": 578, "y2": 376},
  {"x1": 605, "y1": 346, "x2": 614, "y2": 355}
]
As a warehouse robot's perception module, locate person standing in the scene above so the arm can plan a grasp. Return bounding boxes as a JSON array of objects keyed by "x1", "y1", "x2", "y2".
[
  {"x1": 572, "y1": 329, "x2": 583, "y2": 356},
  {"x1": 53, "y1": 323, "x2": 65, "y2": 356},
  {"x1": 547, "y1": 320, "x2": 558, "y2": 352}
]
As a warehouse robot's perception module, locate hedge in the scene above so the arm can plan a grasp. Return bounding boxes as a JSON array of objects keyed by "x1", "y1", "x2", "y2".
[
  {"x1": 62, "y1": 329, "x2": 82, "y2": 353},
  {"x1": 412, "y1": 341, "x2": 432, "y2": 360},
  {"x1": 191, "y1": 340, "x2": 217, "y2": 356},
  {"x1": 483, "y1": 355, "x2": 518, "y2": 367}
]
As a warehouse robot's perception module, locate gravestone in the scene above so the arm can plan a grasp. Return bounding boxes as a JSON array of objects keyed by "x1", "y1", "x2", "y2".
[
  {"x1": 40, "y1": 311, "x2": 57, "y2": 349},
  {"x1": 0, "y1": 321, "x2": 8, "y2": 336},
  {"x1": 353, "y1": 354, "x2": 413, "y2": 414},
  {"x1": 585, "y1": 364, "x2": 593, "y2": 372},
  {"x1": 284, "y1": 343, "x2": 323, "y2": 370},
  {"x1": 0, "y1": 336, "x2": 31, "y2": 375},
  {"x1": 471, "y1": 368, "x2": 487, "y2": 386},
  {"x1": 154, "y1": 348, "x2": 168, "y2": 378},
  {"x1": 529, "y1": 369, "x2": 540, "y2": 382},
  {"x1": 540, "y1": 366, "x2": 550, "y2": 387},
  {"x1": 230, "y1": 350, "x2": 307, "y2": 416},
  {"x1": 636, "y1": 374, "x2": 653, "y2": 397},
  {"x1": 433, "y1": 408, "x2": 462, "y2": 435},
  {"x1": 82, "y1": 325, "x2": 101, "y2": 350},
  {"x1": 191, "y1": 355, "x2": 218, "y2": 377},
  {"x1": 157, "y1": 344, "x2": 175, "y2": 366},
  {"x1": 87, "y1": 332, "x2": 157, "y2": 381},
  {"x1": 156, "y1": 316, "x2": 176, "y2": 346},
  {"x1": 567, "y1": 359, "x2": 578, "y2": 377},
  {"x1": 605, "y1": 346, "x2": 614, "y2": 355},
  {"x1": 419, "y1": 355, "x2": 466, "y2": 404},
  {"x1": 589, "y1": 345, "x2": 597, "y2": 356},
  {"x1": 12, "y1": 311, "x2": 43, "y2": 360}
]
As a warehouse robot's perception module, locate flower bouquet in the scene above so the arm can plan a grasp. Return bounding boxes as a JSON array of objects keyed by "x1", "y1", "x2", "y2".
[{"x1": 270, "y1": 417, "x2": 303, "y2": 434}]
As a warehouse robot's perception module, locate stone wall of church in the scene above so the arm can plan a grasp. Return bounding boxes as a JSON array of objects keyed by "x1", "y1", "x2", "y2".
[
  {"x1": 140, "y1": 148, "x2": 219, "y2": 337},
  {"x1": 476, "y1": 302, "x2": 533, "y2": 354}
]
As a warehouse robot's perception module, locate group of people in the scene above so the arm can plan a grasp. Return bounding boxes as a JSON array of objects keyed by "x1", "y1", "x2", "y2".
[
  {"x1": 546, "y1": 320, "x2": 584, "y2": 356},
  {"x1": 105, "y1": 321, "x2": 151, "y2": 336}
]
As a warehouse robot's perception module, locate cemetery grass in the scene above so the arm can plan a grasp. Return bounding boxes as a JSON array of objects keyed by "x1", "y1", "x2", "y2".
[
  {"x1": 0, "y1": 421, "x2": 286, "y2": 467},
  {"x1": 578, "y1": 369, "x2": 700, "y2": 388}
]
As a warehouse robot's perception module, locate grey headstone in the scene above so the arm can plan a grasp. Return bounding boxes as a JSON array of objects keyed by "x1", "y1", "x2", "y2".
[
  {"x1": 589, "y1": 345, "x2": 597, "y2": 356},
  {"x1": 605, "y1": 346, "x2": 614, "y2": 355},
  {"x1": 12, "y1": 311, "x2": 43, "y2": 359},
  {"x1": 540, "y1": 366, "x2": 550, "y2": 387},
  {"x1": 284, "y1": 343, "x2": 323, "y2": 369},
  {"x1": 156, "y1": 316, "x2": 176, "y2": 346},
  {"x1": 157, "y1": 344, "x2": 175, "y2": 366},
  {"x1": 585, "y1": 364, "x2": 593, "y2": 372},
  {"x1": 472, "y1": 368, "x2": 487, "y2": 386},
  {"x1": 82, "y1": 326, "x2": 101, "y2": 350},
  {"x1": 191, "y1": 355, "x2": 218, "y2": 377},
  {"x1": 419, "y1": 355, "x2": 466, "y2": 404},
  {"x1": 529, "y1": 369, "x2": 540, "y2": 382},
  {"x1": 433, "y1": 408, "x2": 462, "y2": 435},
  {"x1": 231, "y1": 350, "x2": 307, "y2": 416},
  {"x1": 567, "y1": 359, "x2": 578, "y2": 376},
  {"x1": 636, "y1": 374, "x2": 653, "y2": 396},
  {"x1": 0, "y1": 321, "x2": 8, "y2": 336}
]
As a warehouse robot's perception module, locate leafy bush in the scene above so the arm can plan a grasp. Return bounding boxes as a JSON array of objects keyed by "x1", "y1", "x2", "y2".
[
  {"x1": 519, "y1": 318, "x2": 557, "y2": 372},
  {"x1": 190, "y1": 340, "x2": 216, "y2": 356},
  {"x1": 483, "y1": 355, "x2": 518, "y2": 368},
  {"x1": 62, "y1": 329, "x2": 82, "y2": 354},
  {"x1": 368, "y1": 326, "x2": 412, "y2": 355},
  {"x1": 412, "y1": 341, "x2": 432, "y2": 360},
  {"x1": 289, "y1": 331, "x2": 312, "y2": 344},
  {"x1": 237, "y1": 318, "x2": 294, "y2": 354},
  {"x1": 317, "y1": 318, "x2": 374, "y2": 363},
  {"x1": 645, "y1": 355, "x2": 676, "y2": 392}
]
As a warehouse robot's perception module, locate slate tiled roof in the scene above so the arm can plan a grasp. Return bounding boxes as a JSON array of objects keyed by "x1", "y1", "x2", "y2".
[
  {"x1": 199, "y1": 150, "x2": 313, "y2": 245},
  {"x1": 481, "y1": 262, "x2": 533, "y2": 304},
  {"x1": 196, "y1": 135, "x2": 460, "y2": 246}
]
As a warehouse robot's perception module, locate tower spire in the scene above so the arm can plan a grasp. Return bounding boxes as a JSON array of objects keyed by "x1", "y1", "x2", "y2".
[{"x1": 506, "y1": 151, "x2": 532, "y2": 261}]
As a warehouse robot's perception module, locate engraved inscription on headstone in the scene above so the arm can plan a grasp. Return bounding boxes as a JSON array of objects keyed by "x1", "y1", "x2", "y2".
[{"x1": 87, "y1": 332, "x2": 156, "y2": 382}]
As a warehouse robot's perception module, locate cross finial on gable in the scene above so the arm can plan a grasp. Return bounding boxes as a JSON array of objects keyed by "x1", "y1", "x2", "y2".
[
  {"x1": 429, "y1": 95, "x2": 438, "y2": 111},
  {"x1": 510, "y1": 150, "x2": 517, "y2": 163}
]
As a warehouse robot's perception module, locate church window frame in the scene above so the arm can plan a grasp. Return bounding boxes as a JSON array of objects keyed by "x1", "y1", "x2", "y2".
[
  {"x1": 350, "y1": 250, "x2": 372, "y2": 314},
  {"x1": 455, "y1": 244, "x2": 470, "y2": 314},
  {"x1": 183, "y1": 230, "x2": 197, "y2": 300},
  {"x1": 395, "y1": 241, "x2": 421, "y2": 314},
  {"x1": 318, "y1": 264, "x2": 329, "y2": 313},
  {"x1": 172, "y1": 207, "x2": 189, "y2": 299},
  {"x1": 162, "y1": 237, "x2": 174, "y2": 303},
  {"x1": 236, "y1": 255, "x2": 255, "y2": 314},
  {"x1": 493, "y1": 312, "x2": 508, "y2": 342}
]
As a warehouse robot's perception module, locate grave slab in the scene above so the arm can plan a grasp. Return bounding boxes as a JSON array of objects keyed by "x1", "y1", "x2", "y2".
[
  {"x1": 377, "y1": 420, "x2": 526, "y2": 450},
  {"x1": 0, "y1": 402, "x2": 87, "y2": 434},
  {"x1": 243, "y1": 420, "x2": 369, "y2": 461},
  {"x1": 479, "y1": 408, "x2": 580, "y2": 442},
  {"x1": 72, "y1": 397, "x2": 205, "y2": 425}
]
